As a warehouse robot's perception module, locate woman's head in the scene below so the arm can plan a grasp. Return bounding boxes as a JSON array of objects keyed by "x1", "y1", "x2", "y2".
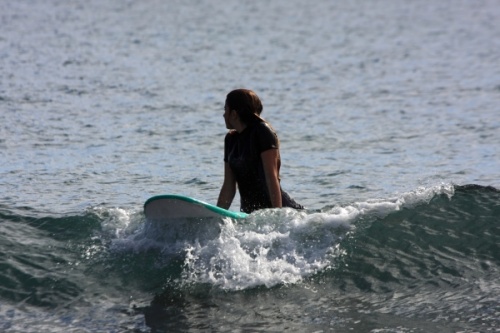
[{"x1": 225, "y1": 89, "x2": 263, "y2": 125}]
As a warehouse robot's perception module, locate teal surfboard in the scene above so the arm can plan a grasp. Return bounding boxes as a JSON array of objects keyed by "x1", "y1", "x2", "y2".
[{"x1": 144, "y1": 194, "x2": 248, "y2": 220}]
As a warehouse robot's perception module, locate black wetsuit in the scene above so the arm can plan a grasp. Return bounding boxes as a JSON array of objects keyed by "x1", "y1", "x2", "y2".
[{"x1": 224, "y1": 122, "x2": 303, "y2": 213}]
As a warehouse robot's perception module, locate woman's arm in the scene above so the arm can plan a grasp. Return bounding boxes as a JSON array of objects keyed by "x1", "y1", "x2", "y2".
[
  {"x1": 261, "y1": 149, "x2": 282, "y2": 208},
  {"x1": 217, "y1": 162, "x2": 237, "y2": 209}
]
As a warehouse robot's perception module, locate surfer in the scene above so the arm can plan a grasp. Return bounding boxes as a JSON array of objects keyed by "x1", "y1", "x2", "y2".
[{"x1": 217, "y1": 89, "x2": 303, "y2": 213}]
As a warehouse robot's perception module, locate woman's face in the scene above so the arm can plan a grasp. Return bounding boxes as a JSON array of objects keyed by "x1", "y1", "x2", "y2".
[{"x1": 223, "y1": 104, "x2": 235, "y2": 129}]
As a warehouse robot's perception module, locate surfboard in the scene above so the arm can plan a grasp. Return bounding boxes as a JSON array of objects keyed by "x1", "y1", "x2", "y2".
[{"x1": 144, "y1": 194, "x2": 248, "y2": 220}]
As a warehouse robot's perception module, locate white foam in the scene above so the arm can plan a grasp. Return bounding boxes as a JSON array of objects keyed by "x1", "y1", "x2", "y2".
[
  {"x1": 179, "y1": 184, "x2": 457, "y2": 290},
  {"x1": 90, "y1": 206, "x2": 142, "y2": 239},
  {"x1": 181, "y1": 209, "x2": 352, "y2": 290},
  {"x1": 102, "y1": 184, "x2": 458, "y2": 290},
  {"x1": 342, "y1": 183, "x2": 456, "y2": 219}
]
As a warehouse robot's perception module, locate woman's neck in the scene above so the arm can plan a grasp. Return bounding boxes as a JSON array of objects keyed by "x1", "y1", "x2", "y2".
[{"x1": 232, "y1": 119, "x2": 247, "y2": 133}]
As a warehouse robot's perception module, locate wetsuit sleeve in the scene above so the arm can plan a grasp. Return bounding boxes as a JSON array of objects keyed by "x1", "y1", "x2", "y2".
[{"x1": 255, "y1": 123, "x2": 279, "y2": 153}]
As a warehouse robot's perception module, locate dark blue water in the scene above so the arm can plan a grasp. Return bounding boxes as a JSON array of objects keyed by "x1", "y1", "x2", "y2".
[
  {"x1": 0, "y1": 185, "x2": 498, "y2": 332},
  {"x1": 1, "y1": 0, "x2": 499, "y2": 331}
]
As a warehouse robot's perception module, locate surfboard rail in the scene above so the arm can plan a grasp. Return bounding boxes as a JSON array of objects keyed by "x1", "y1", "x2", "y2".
[{"x1": 144, "y1": 194, "x2": 248, "y2": 220}]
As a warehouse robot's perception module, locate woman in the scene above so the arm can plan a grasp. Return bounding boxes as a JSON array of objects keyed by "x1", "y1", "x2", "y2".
[{"x1": 216, "y1": 89, "x2": 303, "y2": 213}]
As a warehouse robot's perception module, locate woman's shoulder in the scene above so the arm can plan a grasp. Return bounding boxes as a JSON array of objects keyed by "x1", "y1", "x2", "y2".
[
  {"x1": 253, "y1": 121, "x2": 279, "y2": 147},
  {"x1": 257, "y1": 122, "x2": 278, "y2": 139},
  {"x1": 254, "y1": 121, "x2": 276, "y2": 135}
]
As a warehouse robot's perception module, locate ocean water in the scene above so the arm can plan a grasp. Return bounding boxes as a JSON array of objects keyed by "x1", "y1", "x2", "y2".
[{"x1": 1, "y1": 0, "x2": 499, "y2": 332}]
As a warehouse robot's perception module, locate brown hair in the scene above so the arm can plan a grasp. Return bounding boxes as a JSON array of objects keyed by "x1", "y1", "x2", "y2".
[{"x1": 225, "y1": 89, "x2": 264, "y2": 125}]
